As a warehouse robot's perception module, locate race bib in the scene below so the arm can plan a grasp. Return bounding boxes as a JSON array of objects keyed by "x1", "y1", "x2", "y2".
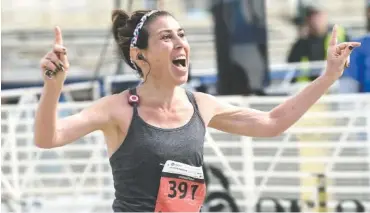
[{"x1": 154, "y1": 160, "x2": 206, "y2": 212}]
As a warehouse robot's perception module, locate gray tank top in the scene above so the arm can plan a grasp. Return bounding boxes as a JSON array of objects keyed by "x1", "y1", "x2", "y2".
[{"x1": 109, "y1": 88, "x2": 206, "y2": 212}]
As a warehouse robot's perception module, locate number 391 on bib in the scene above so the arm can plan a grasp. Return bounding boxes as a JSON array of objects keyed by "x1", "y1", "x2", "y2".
[{"x1": 154, "y1": 161, "x2": 206, "y2": 212}]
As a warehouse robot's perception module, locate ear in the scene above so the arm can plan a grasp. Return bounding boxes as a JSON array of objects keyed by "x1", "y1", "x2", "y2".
[{"x1": 129, "y1": 47, "x2": 140, "y2": 64}]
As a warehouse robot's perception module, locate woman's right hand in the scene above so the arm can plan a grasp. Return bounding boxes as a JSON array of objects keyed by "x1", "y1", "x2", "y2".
[{"x1": 40, "y1": 26, "x2": 69, "y2": 86}]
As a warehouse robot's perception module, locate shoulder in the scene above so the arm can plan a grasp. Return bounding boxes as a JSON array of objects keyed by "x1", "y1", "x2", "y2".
[
  {"x1": 292, "y1": 37, "x2": 307, "y2": 45},
  {"x1": 89, "y1": 91, "x2": 129, "y2": 110},
  {"x1": 192, "y1": 92, "x2": 232, "y2": 120},
  {"x1": 82, "y1": 90, "x2": 135, "y2": 130},
  {"x1": 82, "y1": 90, "x2": 133, "y2": 121},
  {"x1": 106, "y1": 90, "x2": 134, "y2": 113},
  {"x1": 189, "y1": 92, "x2": 218, "y2": 125},
  {"x1": 192, "y1": 91, "x2": 217, "y2": 104},
  {"x1": 289, "y1": 38, "x2": 307, "y2": 53},
  {"x1": 192, "y1": 91, "x2": 236, "y2": 107}
]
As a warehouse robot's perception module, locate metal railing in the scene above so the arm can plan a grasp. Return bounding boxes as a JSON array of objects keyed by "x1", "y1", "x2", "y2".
[{"x1": 2, "y1": 90, "x2": 369, "y2": 212}]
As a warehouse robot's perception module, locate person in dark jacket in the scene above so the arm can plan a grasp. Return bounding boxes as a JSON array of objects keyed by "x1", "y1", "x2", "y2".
[{"x1": 287, "y1": 5, "x2": 350, "y2": 82}]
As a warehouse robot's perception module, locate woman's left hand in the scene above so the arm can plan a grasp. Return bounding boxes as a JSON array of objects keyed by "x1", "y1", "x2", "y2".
[{"x1": 325, "y1": 25, "x2": 361, "y2": 79}]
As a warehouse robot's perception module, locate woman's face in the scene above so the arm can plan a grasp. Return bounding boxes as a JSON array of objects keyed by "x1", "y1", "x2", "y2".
[{"x1": 141, "y1": 15, "x2": 190, "y2": 86}]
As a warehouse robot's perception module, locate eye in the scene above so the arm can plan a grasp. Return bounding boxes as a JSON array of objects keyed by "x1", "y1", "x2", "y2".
[
  {"x1": 161, "y1": 34, "x2": 172, "y2": 40},
  {"x1": 178, "y1": 32, "x2": 186, "y2": 38}
]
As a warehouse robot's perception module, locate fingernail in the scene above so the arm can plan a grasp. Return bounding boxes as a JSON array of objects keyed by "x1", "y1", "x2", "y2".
[
  {"x1": 58, "y1": 63, "x2": 64, "y2": 71},
  {"x1": 349, "y1": 46, "x2": 353, "y2": 50}
]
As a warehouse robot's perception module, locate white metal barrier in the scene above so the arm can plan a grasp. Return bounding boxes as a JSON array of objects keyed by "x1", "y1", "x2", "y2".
[
  {"x1": 1, "y1": 93, "x2": 370, "y2": 213},
  {"x1": 1, "y1": 82, "x2": 102, "y2": 213},
  {"x1": 1, "y1": 81, "x2": 101, "y2": 101}
]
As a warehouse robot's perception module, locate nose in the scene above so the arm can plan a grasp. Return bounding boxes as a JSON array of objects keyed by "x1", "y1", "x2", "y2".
[{"x1": 174, "y1": 36, "x2": 187, "y2": 50}]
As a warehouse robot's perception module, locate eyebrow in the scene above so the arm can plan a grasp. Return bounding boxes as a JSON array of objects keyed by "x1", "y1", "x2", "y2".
[{"x1": 157, "y1": 28, "x2": 184, "y2": 34}]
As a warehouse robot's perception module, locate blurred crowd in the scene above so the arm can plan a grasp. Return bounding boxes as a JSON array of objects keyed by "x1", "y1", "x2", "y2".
[
  {"x1": 143, "y1": 0, "x2": 370, "y2": 94},
  {"x1": 287, "y1": 2, "x2": 370, "y2": 93},
  {"x1": 1, "y1": 0, "x2": 369, "y2": 98}
]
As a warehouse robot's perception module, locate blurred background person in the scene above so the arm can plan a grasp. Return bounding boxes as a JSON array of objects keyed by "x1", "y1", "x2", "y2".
[
  {"x1": 339, "y1": 34, "x2": 370, "y2": 93},
  {"x1": 287, "y1": 4, "x2": 350, "y2": 83},
  {"x1": 339, "y1": 0, "x2": 370, "y2": 93}
]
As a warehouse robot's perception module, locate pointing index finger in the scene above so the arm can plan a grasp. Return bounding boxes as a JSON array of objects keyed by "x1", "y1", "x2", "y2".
[
  {"x1": 54, "y1": 26, "x2": 63, "y2": 45},
  {"x1": 329, "y1": 24, "x2": 338, "y2": 47}
]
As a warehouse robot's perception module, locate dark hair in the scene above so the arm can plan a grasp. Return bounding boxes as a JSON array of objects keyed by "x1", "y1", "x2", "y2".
[{"x1": 112, "y1": 9, "x2": 172, "y2": 77}]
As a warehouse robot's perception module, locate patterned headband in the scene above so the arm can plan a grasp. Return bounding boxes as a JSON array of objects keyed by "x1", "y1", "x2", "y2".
[{"x1": 130, "y1": 10, "x2": 158, "y2": 70}]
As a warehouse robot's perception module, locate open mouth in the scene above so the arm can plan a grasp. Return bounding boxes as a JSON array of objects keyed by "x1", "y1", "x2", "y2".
[{"x1": 172, "y1": 59, "x2": 187, "y2": 68}]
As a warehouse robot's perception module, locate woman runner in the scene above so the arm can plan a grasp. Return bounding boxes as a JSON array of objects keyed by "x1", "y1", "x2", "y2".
[{"x1": 34, "y1": 9, "x2": 360, "y2": 212}]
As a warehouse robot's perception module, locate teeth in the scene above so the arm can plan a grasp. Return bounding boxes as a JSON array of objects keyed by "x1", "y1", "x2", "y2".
[{"x1": 174, "y1": 55, "x2": 186, "y2": 60}]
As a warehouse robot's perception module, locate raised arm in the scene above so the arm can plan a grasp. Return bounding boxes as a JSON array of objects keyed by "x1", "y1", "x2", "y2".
[
  {"x1": 206, "y1": 25, "x2": 361, "y2": 137},
  {"x1": 34, "y1": 90, "x2": 112, "y2": 148},
  {"x1": 206, "y1": 73, "x2": 345, "y2": 137},
  {"x1": 34, "y1": 27, "x2": 111, "y2": 148}
]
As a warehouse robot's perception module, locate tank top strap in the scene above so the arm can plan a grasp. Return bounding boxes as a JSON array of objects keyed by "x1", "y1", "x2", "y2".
[
  {"x1": 128, "y1": 88, "x2": 139, "y2": 115},
  {"x1": 185, "y1": 90, "x2": 200, "y2": 112},
  {"x1": 129, "y1": 87, "x2": 137, "y2": 96}
]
